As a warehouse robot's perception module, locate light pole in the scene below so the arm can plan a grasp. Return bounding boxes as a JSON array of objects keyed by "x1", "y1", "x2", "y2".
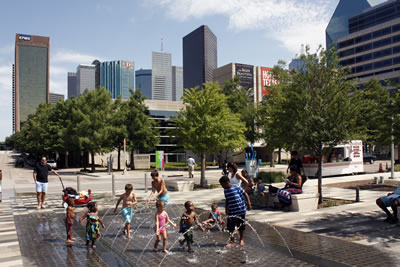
[
  {"x1": 390, "y1": 100, "x2": 395, "y2": 179},
  {"x1": 123, "y1": 138, "x2": 127, "y2": 175}
]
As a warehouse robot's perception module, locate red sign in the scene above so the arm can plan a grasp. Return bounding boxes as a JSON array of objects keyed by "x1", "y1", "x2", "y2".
[
  {"x1": 126, "y1": 62, "x2": 131, "y2": 68},
  {"x1": 260, "y1": 67, "x2": 279, "y2": 95}
]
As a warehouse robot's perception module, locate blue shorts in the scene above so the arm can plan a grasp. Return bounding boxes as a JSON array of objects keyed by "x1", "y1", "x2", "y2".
[
  {"x1": 122, "y1": 207, "x2": 132, "y2": 224},
  {"x1": 157, "y1": 193, "x2": 169, "y2": 207},
  {"x1": 380, "y1": 196, "x2": 400, "y2": 207},
  {"x1": 35, "y1": 181, "x2": 48, "y2": 193}
]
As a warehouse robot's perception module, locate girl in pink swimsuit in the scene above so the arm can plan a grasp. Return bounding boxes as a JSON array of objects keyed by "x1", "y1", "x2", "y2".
[{"x1": 154, "y1": 200, "x2": 176, "y2": 253}]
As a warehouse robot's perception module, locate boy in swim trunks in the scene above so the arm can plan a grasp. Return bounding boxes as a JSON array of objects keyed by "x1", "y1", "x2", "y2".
[
  {"x1": 376, "y1": 184, "x2": 400, "y2": 223},
  {"x1": 146, "y1": 170, "x2": 170, "y2": 207},
  {"x1": 179, "y1": 201, "x2": 204, "y2": 253},
  {"x1": 114, "y1": 184, "x2": 137, "y2": 238}
]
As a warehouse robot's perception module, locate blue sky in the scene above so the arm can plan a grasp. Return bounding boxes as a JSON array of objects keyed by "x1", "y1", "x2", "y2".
[{"x1": 0, "y1": 0, "x2": 386, "y2": 141}]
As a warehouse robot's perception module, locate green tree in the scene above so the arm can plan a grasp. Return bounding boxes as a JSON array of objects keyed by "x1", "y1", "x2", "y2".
[
  {"x1": 222, "y1": 76, "x2": 257, "y2": 144},
  {"x1": 261, "y1": 47, "x2": 361, "y2": 203},
  {"x1": 174, "y1": 82, "x2": 247, "y2": 187},
  {"x1": 109, "y1": 98, "x2": 129, "y2": 170},
  {"x1": 125, "y1": 90, "x2": 159, "y2": 169},
  {"x1": 74, "y1": 87, "x2": 114, "y2": 172},
  {"x1": 354, "y1": 79, "x2": 391, "y2": 148}
]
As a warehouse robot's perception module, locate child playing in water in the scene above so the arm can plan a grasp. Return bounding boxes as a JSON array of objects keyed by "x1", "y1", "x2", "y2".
[
  {"x1": 79, "y1": 202, "x2": 105, "y2": 248},
  {"x1": 202, "y1": 203, "x2": 224, "y2": 231},
  {"x1": 65, "y1": 198, "x2": 76, "y2": 244},
  {"x1": 179, "y1": 201, "x2": 205, "y2": 253},
  {"x1": 114, "y1": 184, "x2": 137, "y2": 238},
  {"x1": 153, "y1": 200, "x2": 176, "y2": 253}
]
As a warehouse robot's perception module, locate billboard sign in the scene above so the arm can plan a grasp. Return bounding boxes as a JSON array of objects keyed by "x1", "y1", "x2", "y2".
[
  {"x1": 235, "y1": 64, "x2": 254, "y2": 89},
  {"x1": 18, "y1": 34, "x2": 31, "y2": 41},
  {"x1": 260, "y1": 67, "x2": 279, "y2": 95}
]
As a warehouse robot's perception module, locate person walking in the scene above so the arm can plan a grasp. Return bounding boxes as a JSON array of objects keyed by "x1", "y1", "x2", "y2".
[
  {"x1": 187, "y1": 156, "x2": 196, "y2": 178},
  {"x1": 33, "y1": 156, "x2": 62, "y2": 209}
]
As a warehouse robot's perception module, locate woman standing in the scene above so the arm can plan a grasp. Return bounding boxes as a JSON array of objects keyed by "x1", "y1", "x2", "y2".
[
  {"x1": 278, "y1": 166, "x2": 303, "y2": 210},
  {"x1": 227, "y1": 163, "x2": 249, "y2": 186}
]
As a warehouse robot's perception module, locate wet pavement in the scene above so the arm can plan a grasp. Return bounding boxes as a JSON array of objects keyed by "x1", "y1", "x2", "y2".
[{"x1": 8, "y1": 193, "x2": 398, "y2": 267}]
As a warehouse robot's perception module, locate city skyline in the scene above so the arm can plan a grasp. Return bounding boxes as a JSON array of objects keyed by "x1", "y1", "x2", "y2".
[{"x1": 0, "y1": 0, "x2": 387, "y2": 141}]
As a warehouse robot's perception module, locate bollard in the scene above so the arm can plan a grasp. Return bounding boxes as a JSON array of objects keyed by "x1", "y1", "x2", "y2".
[
  {"x1": 112, "y1": 174, "x2": 115, "y2": 200},
  {"x1": 380, "y1": 176, "x2": 385, "y2": 184},
  {"x1": 373, "y1": 177, "x2": 378, "y2": 184},
  {"x1": 145, "y1": 173, "x2": 149, "y2": 193},
  {"x1": 77, "y1": 175, "x2": 81, "y2": 192},
  {"x1": 356, "y1": 187, "x2": 360, "y2": 202}
]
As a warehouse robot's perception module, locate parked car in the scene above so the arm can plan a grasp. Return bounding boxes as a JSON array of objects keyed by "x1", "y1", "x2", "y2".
[
  {"x1": 47, "y1": 160, "x2": 57, "y2": 169},
  {"x1": 363, "y1": 153, "x2": 377, "y2": 164}
]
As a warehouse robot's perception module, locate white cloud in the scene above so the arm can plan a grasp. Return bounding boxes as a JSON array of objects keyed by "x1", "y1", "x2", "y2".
[
  {"x1": 52, "y1": 50, "x2": 102, "y2": 64},
  {"x1": 149, "y1": 0, "x2": 334, "y2": 54}
]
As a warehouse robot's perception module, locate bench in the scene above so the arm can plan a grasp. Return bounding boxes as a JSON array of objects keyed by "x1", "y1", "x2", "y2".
[
  {"x1": 165, "y1": 179, "x2": 194, "y2": 192},
  {"x1": 290, "y1": 193, "x2": 319, "y2": 212}
]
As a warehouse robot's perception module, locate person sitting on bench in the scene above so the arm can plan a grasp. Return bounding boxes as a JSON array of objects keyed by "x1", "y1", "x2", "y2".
[{"x1": 376, "y1": 184, "x2": 400, "y2": 223}]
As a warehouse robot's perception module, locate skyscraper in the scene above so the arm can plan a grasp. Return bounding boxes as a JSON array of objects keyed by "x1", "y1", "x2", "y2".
[
  {"x1": 325, "y1": 0, "x2": 371, "y2": 49},
  {"x1": 92, "y1": 59, "x2": 101, "y2": 89},
  {"x1": 67, "y1": 72, "x2": 78, "y2": 99},
  {"x1": 76, "y1": 64, "x2": 96, "y2": 95},
  {"x1": 172, "y1": 66, "x2": 183, "y2": 101},
  {"x1": 100, "y1": 60, "x2": 135, "y2": 100},
  {"x1": 152, "y1": 51, "x2": 172, "y2": 101},
  {"x1": 14, "y1": 33, "x2": 49, "y2": 132},
  {"x1": 49, "y1": 92, "x2": 64, "y2": 104},
  {"x1": 136, "y1": 69, "x2": 152, "y2": 100},
  {"x1": 183, "y1": 25, "x2": 217, "y2": 89}
]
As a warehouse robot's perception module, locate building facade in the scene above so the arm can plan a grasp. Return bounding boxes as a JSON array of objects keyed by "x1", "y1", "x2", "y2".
[
  {"x1": 92, "y1": 60, "x2": 101, "y2": 89},
  {"x1": 152, "y1": 51, "x2": 172, "y2": 101},
  {"x1": 49, "y1": 92, "x2": 64, "y2": 104},
  {"x1": 100, "y1": 60, "x2": 135, "y2": 100},
  {"x1": 67, "y1": 72, "x2": 78, "y2": 99},
  {"x1": 13, "y1": 34, "x2": 49, "y2": 132},
  {"x1": 76, "y1": 64, "x2": 95, "y2": 95},
  {"x1": 337, "y1": 0, "x2": 400, "y2": 88},
  {"x1": 325, "y1": 0, "x2": 372, "y2": 49},
  {"x1": 289, "y1": 58, "x2": 306, "y2": 72},
  {"x1": 183, "y1": 25, "x2": 217, "y2": 89},
  {"x1": 136, "y1": 69, "x2": 152, "y2": 100},
  {"x1": 172, "y1": 66, "x2": 183, "y2": 101}
]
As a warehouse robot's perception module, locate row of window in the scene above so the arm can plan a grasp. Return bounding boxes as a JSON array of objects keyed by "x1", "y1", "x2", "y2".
[
  {"x1": 349, "y1": 2, "x2": 400, "y2": 34},
  {"x1": 339, "y1": 34, "x2": 400, "y2": 58},
  {"x1": 339, "y1": 23, "x2": 400, "y2": 49},
  {"x1": 351, "y1": 57, "x2": 400, "y2": 74},
  {"x1": 340, "y1": 45, "x2": 400, "y2": 66}
]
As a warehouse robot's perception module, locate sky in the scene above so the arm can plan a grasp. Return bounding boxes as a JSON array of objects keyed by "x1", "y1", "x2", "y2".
[{"x1": 0, "y1": 0, "x2": 386, "y2": 141}]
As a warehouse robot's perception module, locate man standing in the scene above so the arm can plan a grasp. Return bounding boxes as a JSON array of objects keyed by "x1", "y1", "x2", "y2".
[
  {"x1": 33, "y1": 157, "x2": 61, "y2": 209},
  {"x1": 187, "y1": 156, "x2": 196, "y2": 178},
  {"x1": 287, "y1": 151, "x2": 305, "y2": 175}
]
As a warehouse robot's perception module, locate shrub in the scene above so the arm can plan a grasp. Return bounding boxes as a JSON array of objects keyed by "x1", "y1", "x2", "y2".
[{"x1": 256, "y1": 171, "x2": 286, "y2": 184}]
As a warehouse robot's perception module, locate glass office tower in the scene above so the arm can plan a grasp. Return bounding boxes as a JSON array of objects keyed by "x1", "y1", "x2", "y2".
[
  {"x1": 152, "y1": 52, "x2": 172, "y2": 101},
  {"x1": 100, "y1": 60, "x2": 135, "y2": 100},
  {"x1": 183, "y1": 25, "x2": 217, "y2": 89},
  {"x1": 325, "y1": 0, "x2": 371, "y2": 49},
  {"x1": 135, "y1": 69, "x2": 152, "y2": 100},
  {"x1": 14, "y1": 34, "x2": 49, "y2": 132}
]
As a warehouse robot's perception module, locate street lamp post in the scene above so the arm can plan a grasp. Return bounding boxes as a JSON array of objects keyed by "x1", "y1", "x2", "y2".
[{"x1": 390, "y1": 100, "x2": 395, "y2": 179}]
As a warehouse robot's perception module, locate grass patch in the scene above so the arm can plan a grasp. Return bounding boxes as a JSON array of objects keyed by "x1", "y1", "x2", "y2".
[
  {"x1": 318, "y1": 198, "x2": 354, "y2": 209},
  {"x1": 150, "y1": 162, "x2": 218, "y2": 170}
]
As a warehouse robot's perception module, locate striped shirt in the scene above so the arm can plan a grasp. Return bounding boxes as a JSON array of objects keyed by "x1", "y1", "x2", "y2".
[{"x1": 224, "y1": 184, "x2": 246, "y2": 216}]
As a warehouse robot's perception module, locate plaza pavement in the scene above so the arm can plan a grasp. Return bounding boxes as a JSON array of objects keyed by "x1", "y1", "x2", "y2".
[{"x1": 1, "y1": 151, "x2": 400, "y2": 266}]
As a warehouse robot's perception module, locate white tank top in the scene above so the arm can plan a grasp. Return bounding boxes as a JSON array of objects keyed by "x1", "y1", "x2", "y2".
[{"x1": 230, "y1": 172, "x2": 241, "y2": 185}]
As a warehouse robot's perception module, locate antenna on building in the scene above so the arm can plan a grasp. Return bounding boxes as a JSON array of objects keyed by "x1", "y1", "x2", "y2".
[
  {"x1": 300, "y1": 44, "x2": 305, "y2": 55},
  {"x1": 161, "y1": 38, "x2": 164, "y2": 52}
]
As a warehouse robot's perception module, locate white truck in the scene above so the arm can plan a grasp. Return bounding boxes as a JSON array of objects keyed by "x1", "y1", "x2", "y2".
[{"x1": 302, "y1": 140, "x2": 364, "y2": 177}]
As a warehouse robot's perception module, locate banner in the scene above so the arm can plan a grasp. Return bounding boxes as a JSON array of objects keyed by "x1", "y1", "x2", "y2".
[
  {"x1": 260, "y1": 67, "x2": 279, "y2": 95},
  {"x1": 235, "y1": 63, "x2": 254, "y2": 89},
  {"x1": 156, "y1": 151, "x2": 164, "y2": 169}
]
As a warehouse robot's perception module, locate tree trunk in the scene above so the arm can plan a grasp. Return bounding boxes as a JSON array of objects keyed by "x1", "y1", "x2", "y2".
[
  {"x1": 65, "y1": 151, "x2": 69, "y2": 168},
  {"x1": 130, "y1": 150, "x2": 134, "y2": 169},
  {"x1": 317, "y1": 154, "x2": 323, "y2": 204},
  {"x1": 270, "y1": 150, "x2": 275, "y2": 167},
  {"x1": 91, "y1": 151, "x2": 95, "y2": 173},
  {"x1": 117, "y1": 147, "x2": 121, "y2": 170},
  {"x1": 200, "y1": 152, "x2": 207, "y2": 188},
  {"x1": 278, "y1": 148, "x2": 282, "y2": 164}
]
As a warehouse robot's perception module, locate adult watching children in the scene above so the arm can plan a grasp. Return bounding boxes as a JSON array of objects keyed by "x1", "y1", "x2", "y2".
[{"x1": 33, "y1": 156, "x2": 61, "y2": 209}]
